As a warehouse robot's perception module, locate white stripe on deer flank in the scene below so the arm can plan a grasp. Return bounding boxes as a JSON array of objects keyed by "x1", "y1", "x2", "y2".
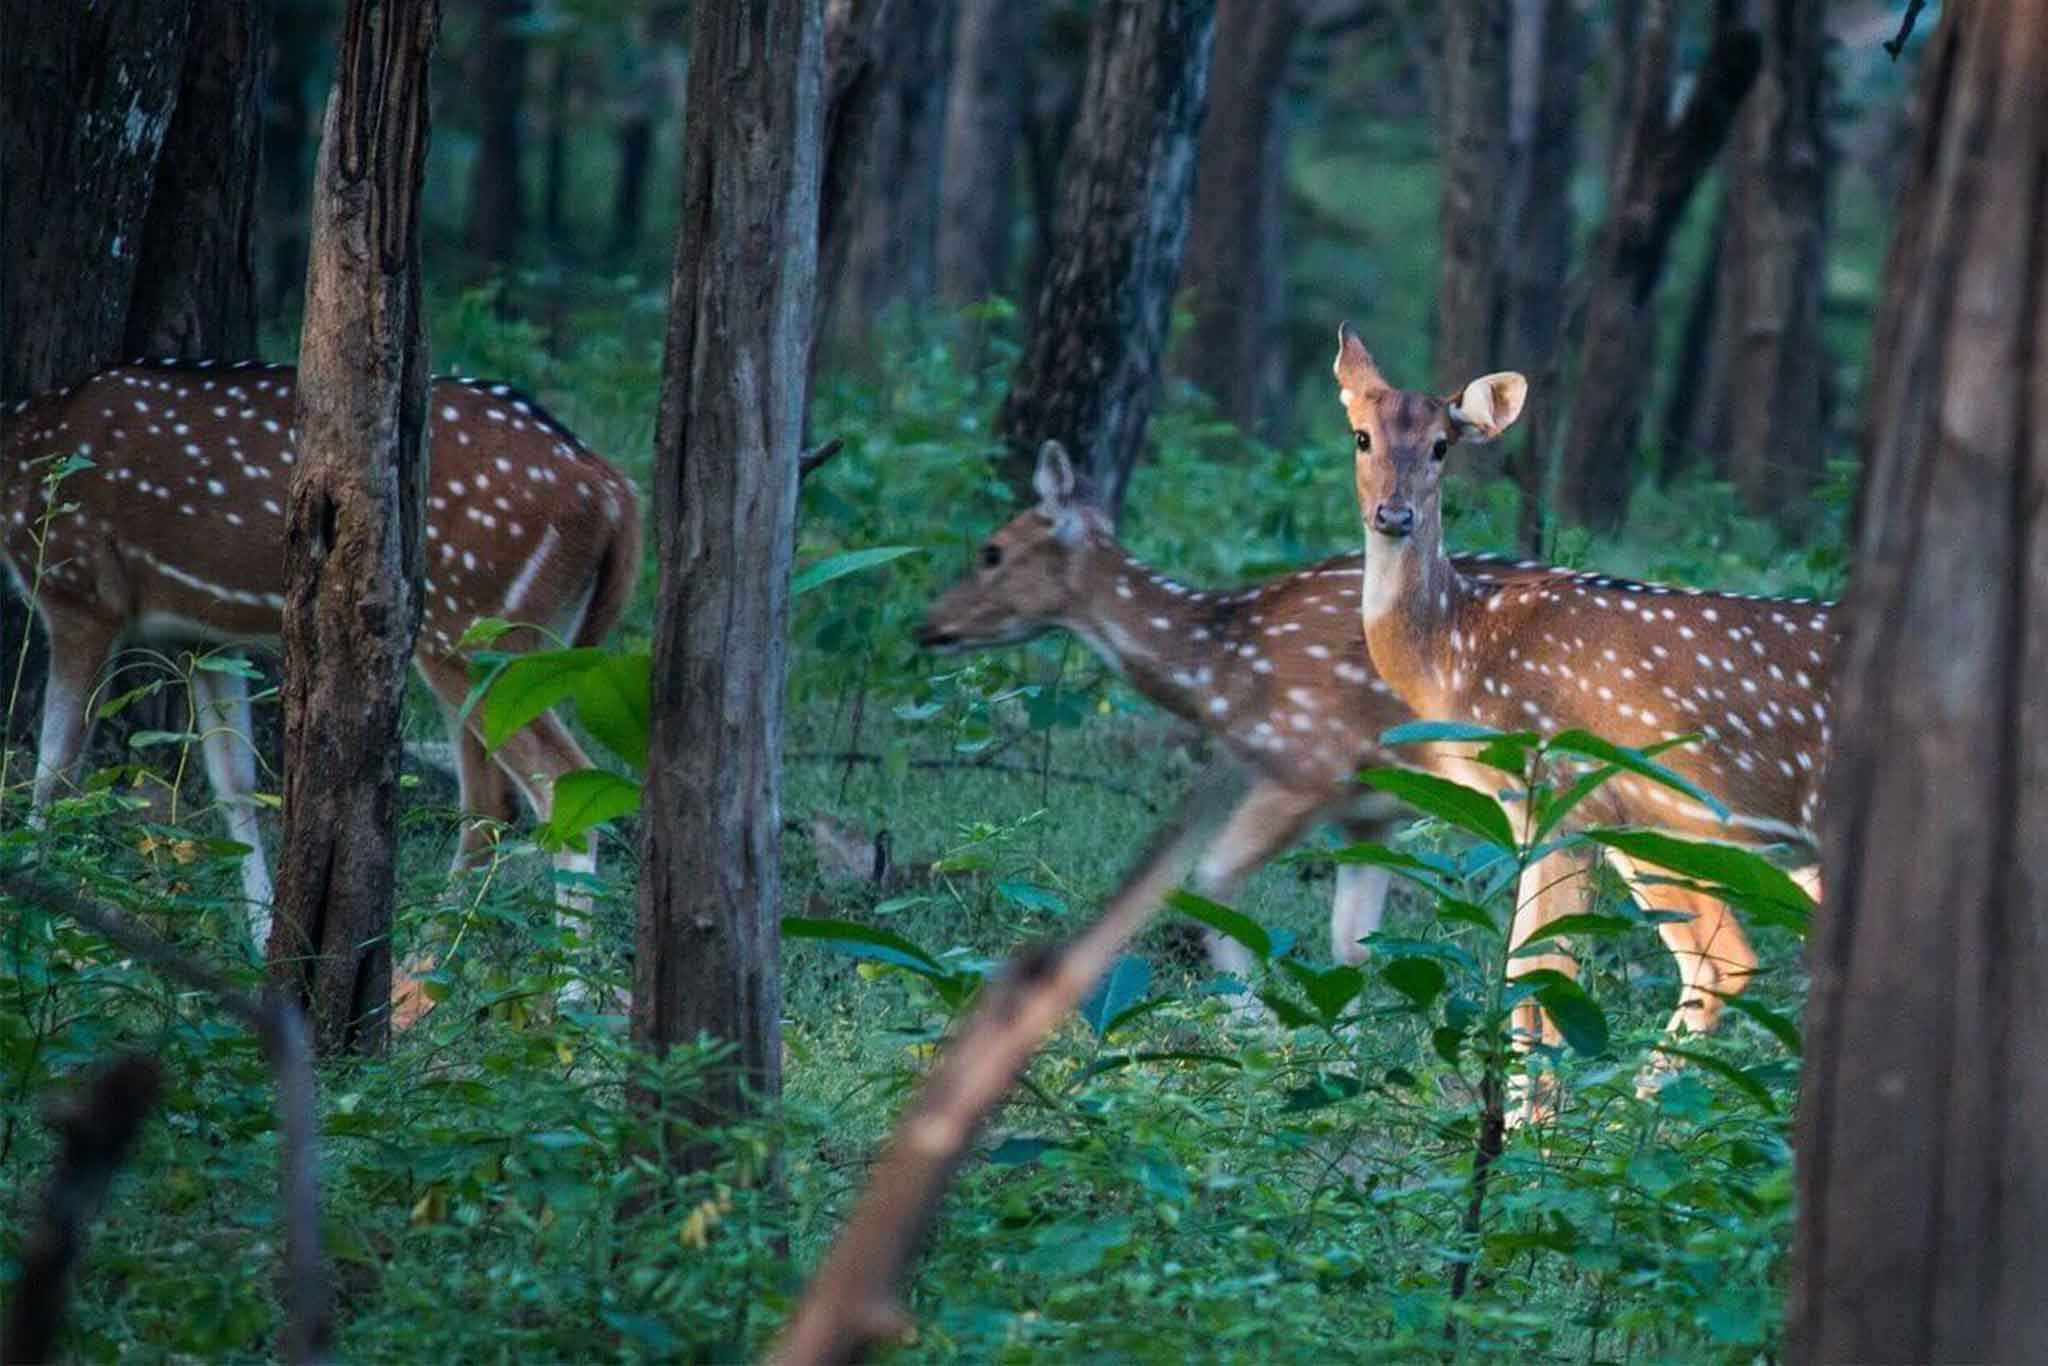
[{"x1": 503, "y1": 526, "x2": 561, "y2": 615}]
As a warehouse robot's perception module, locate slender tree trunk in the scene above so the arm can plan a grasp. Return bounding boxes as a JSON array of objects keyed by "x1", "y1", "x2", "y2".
[
  {"x1": 273, "y1": 0, "x2": 439, "y2": 1056},
  {"x1": 1019, "y1": 2, "x2": 1090, "y2": 325},
  {"x1": 465, "y1": 0, "x2": 528, "y2": 265},
  {"x1": 994, "y1": 0, "x2": 1218, "y2": 524},
  {"x1": 1791, "y1": 4, "x2": 2048, "y2": 1358},
  {"x1": 1554, "y1": 0, "x2": 1760, "y2": 529},
  {"x1": 936, "y1": 0, "x2": 1033, "y2": 305},
  {"x1": 261, "y1": 1, "x2": 321, "y2": 320},
  {"x1": 1710, "y1": 0, "x2": 1831, "y2": 530},
  {"x1": 1499, "y1": 0, "x2": 1581, "y2": 552},
  {"x1": 1178, "y1": 0, "x2": 1301, "y2": 440},
  {"x1": 1434, "y1": 0, "x2": 1510, "y2": 391},
  {"x1": 633, "y1": 0, "x2": 821, "y2": 1174},
  {"x1": 1660, "y1": 201, "x2": 1727, "y2": 478},
  {"x1": 543, "y1": 46, "x2": 572, "y2": 248}
]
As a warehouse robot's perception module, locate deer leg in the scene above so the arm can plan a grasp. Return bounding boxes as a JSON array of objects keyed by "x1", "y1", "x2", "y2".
[
  {"x1": 29, "y1": 614, "x2": 118, "y2": 815},
  {"x1": 1503, "y1": 850, "x2": 1590, "y2": 1128},
  {"x1": 435, "y1": 693, "x2": 520, "y2": 872},
  {"x1": 1188, "y1": 780, "x2": 1325, "y2": 989},
  {"x1": 1328, "y1": 813, "x2": 1397, "y2": 966},
  {"x1": 190, "y1": 661, "x2": 275, "y2": 953}
]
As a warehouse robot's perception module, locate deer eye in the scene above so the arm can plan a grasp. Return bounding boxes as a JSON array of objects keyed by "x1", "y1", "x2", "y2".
[
  {"x1": 981, "y1": 543, "x2": 1003, "y2": 568},
  {"x1": 1431, "y1": 436, "x2": 1449, "y2": 460},
  {"x1": 1354, "y1": 430, "x2": 1371, "y2": 452}
]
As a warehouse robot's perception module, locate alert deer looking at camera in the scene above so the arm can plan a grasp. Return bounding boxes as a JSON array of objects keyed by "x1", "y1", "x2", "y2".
[
  {"x1": 1333, "y1": 324, "x2": 1832, "y2": 1051},
  {"x1": 3, "y1": 360, "x2": 642, "y2": 957},
  {"x1": 917, "y1": 442, "x2": 1745, "y2": 1005}
]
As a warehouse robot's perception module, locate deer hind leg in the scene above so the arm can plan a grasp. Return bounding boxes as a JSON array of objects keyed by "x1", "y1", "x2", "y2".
[
  {"x1": 1328, "y1": 809, "x2": 1398, "y2": 966},
  {"x1": 438, "y1": 696, "x2": 521, "y2": 872},
  {"x1": 29, "y1": 611, "x2": 119, "y2": 816},
  {"x1": 190, "y1": 660, "x2": 276, "y2": 953},
  {"x1": 1504, "y1": 849, "x2": 1591, "y2": 1128},
  {"x1": 1188, "y1": 780, "x2": 1325, "y2": 995}
]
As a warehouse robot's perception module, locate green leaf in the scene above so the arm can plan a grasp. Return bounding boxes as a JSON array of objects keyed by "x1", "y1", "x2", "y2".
[
  {"x1": 790, "y1": 545, "x2": 922, "y2": 596},
  {"x1": 128, "y1": 729, "x2": 199, "y2": 750},
  {"x1": 479, "y1": 648, "x2": 605, "y2": 753},
  {"x1": 191, "y1": 655, "x2": 263, "y2": 679},
  {"x1": 1545, "y1": 729, "x2": 1729, "y2": 822},
  {"x1": 994, "y1": 880, "x2": 1066, "y2": 915},
  {"x1": 1378, "y1": 720, "x2": 1510, "y2": 747},
  {"x1": 568, "y1": 650, "x2": 651, "y2": 771},
  {"x1": 456, "y1": 616, "x2": 521, "y2": 650},
  {"x1": 1435, "y1": 897, "x2": 1501, "y2": 936},
  {"x1": 1509, "y1": 912, "x2": 1640, "y2": 955},
  {"x1": 1282, "y1": 1072, "x2": 1365, "y2": 1113},
  {"x1": 1256, "y1": 990, "x2": 1318, "y2": 1030},
  {"x1": 1583, "y1": 829, "x2": 1814, "y2": 933},
  {"x1": 986, "y1": 1136, "x2": 1062, "y2": 1166},
  {"x1": 1516, "y1": 968, "x2": 1609, "y2": 1056},
  {"x1": 1381, "y1": 956, "x2": 1447, "y2": 1012},
  {"x1": 1279, "y1": 959, "x2": 1365, "y2": 1024},
  {"x1": 95, "y1": 679, "x2": 166, "y2": 722},
  {"x1": 1080, "y1": 955, "x2": 1150, "y2": 1037},
  {"x1": 1652, "y1": 1044, "x2": 1779, "y2": 1110},
  {"x1": 535, "y1": 769, "x2": 641, "y2": 852},
  {"x1": 781, "y1": 916, "x2": 950, "y2": 979},
  {"x1": 1719, "y1": 994, "x2": 1802, "y2": 1055},
  {"x1": 1166, "y1": 889, "x2": 1272, "y2": 962},
  {"x1": 1358, "y1": 767, "x2": 1517, "y2": 851}
]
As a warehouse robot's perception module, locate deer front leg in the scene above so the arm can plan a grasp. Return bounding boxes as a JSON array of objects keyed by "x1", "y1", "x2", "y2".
[
  {"x1": 29, "y1": 614, "x2": 118, "y2": 817},
  {"x1": 190, "y1": 661, "x2": 276, "y2": 954},
  {"x1": 1188, "y1": 780, "x2": 1326, "y2": 1009},
  {"x1": 1504, "y1": 849, "x2": 1588, "y2": 1127}
]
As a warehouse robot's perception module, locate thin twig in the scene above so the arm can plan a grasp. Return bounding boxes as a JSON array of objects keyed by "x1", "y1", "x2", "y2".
[
  {"x1": 0, "y1": 870, "x2": 331, "y2": 1364},
  {"x1": 1882, "y1": 0, "x2": 1926, "y2": 59},
  {"x1": 799, "y1": 435, "x2": 847, "y2": 482},
  {"x1": 770, "y1": 766, "x2": 1252, "y2": 1363},
  {"x1": 789, "y1": 750, "x2": 1161, "y2": 812},
  {"x1": 4, "y1": 1053, "x2": 163, "y2": 1364}
]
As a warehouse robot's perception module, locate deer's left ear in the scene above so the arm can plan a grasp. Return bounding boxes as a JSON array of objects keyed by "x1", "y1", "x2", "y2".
[{"x1": 1447, "y1": 372, "x2": 1529, "y2": 443}]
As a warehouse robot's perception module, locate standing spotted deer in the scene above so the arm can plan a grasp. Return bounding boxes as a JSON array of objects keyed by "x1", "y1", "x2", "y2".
[
  {"x1": 1333, "y1": 325, "x2": 1829, "y2": 1057},
  {"x1": 918, "y1": 442, "x2": 1746, "y2": 1004},
  {"x1": 3, "y1": 360, "x2": 642, "y2": 955}
]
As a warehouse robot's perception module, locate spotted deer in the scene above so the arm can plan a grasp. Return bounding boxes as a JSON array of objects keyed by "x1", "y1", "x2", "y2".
[
  {"x1": 917, "y1": 442, "x2": 1743, "y2": 1012},
  {"x1": 1333, "y1": 324, "x2": 1830, "y2": 1060},
  {"x1": 2, "y1": 360, "x2": 642, "y2": 955}
]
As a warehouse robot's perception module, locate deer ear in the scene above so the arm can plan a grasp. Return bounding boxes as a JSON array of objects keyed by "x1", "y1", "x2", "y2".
[
  {"x1": 1448, "y1": 372, "x2": 1529, "y2": 443},
  {"x1": 1033, "y1": 440, "x2": 1077, "y2": 507},
  {"x1": 1333, "y1": 322, "x2": 1385, "y2": 401}
]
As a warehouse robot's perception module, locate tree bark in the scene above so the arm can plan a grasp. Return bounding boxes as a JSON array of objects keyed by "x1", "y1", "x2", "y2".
[
  {"x1": 935, "y1": 0, "x2": 1033, "y2": 306},
  {"x1": 1177, "y1": 0, "x2": 1302, "y2": 440},
  {"x1": 1791, "y1": 5, "x2": 2048, "y2": 1359},
  {"x1": 542, "y1": 45, "x2": 571, "y2": 248},
  {"x1": 273, "y1": 0, "x2": 439, "y2": 1057},
  {"x1": 1499, "y1": 0, "x2": 1582, "y2": 552},
  {"x1": 1434, "y1": 0, "x2": 1510, "y2": 392},
  {"x1": 633, "y1": 0, "x2": 821, "y2": 1174},
  {"x1": 1553, "y1": 0, "x2": 1761, "y2": 529},
  {"x1": 465, "y1": 0, "x2": 528, "y2": 265},
  {"x1": 994, "y1": 0, "x2": 1218, "y2": 524}
]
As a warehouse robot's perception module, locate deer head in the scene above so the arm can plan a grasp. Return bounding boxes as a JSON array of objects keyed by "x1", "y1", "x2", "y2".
[{"x1": 917, "y1": 441, "x2": 1111, "y2": 651}]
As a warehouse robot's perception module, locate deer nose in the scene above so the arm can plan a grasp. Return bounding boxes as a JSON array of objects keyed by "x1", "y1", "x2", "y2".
[{"x1": 1372, "y1": 500, "x2": 1415, "y2": 538}]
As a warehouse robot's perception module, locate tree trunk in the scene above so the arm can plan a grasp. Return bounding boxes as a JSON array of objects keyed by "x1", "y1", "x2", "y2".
[
  {"x1": 1706, "y1": 0, "x2": 1831, "y2": 529},
  {"x1": 1554, "y1": 0, "x2": 1760, "y2": 529},
  {"x1": 1177, "y1": 0, "x2": 1301, "y2": 440},
  {"x1": 1659, "y1": 200, "x2": 1726, "y2": 479},
  {"x1": 1434, "y1": 0, "x2": 1510, "y2": 391},
  {"x1": 261, "y1": 0, "x2": 322, "y2": 320},
  {"x1": 994, "y1": 0, "x2": 1218, "y2": 524},
  {"x1": 273, "y1": 0, "x2": 439, "y2": 1057},
  {"x1": 1019, "y1": 2, "x2": 1089, "y2": 325},
  {"x1": 1499, "y1": 0, "x2": 1582, "y2": 552},
  {"x1": 542, "y1": 44, "x2": 571, "y2": 249},
  {"x1": 633, "y1": 0, "x2": 820, "y2": 1174},
  {"x1": 935, "y1": 0, "x2": 1033, "y2": 306},
  {"x1": 465, "y1": 0, "x2": 528, "y2": 265},
  {"x1": 1790, "y1": 5, "x2": 2048, "y2": 1359}
]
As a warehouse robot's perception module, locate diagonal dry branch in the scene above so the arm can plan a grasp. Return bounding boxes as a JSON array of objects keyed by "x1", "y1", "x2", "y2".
[
  {"x1": 0, "y1": 868, "x2": 331, "y2": 1364},
  {"x1": 771, "y1": 765, "x2": 1253, "y2": 1363}
]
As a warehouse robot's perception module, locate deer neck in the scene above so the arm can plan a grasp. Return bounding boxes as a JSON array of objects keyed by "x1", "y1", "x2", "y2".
[
  {"x1": 1064, "y1": 539, "x2": 1216, "y2": 722},
  {"x1": 1359, "y1": 508, "x2": 1465, "y2": 717}
]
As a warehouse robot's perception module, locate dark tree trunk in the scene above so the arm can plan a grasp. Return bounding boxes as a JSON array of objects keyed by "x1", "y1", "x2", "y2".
[
  {"x1": 465, "y1": 0, "x2": 528, "y2": 265},
  {"x1": 935, "y1": 0, "x2": 1033, "y2": 306},
  {"x1": 261, "y1": 0, "x2": 323, "y2": 320},
  {"x1": 542, "y1": 45, "x2": 571, "y2": 247},
  {"x1": 1178, "y1": 0, "x2": 1301, "y2": 440},
  {"x1": 1499, "y1": 0, "x2": 1581, "y2": 552},
  {"x1": 633, "y1": 0, "x2": 820, "y2": 1174},
  {"x1": 273, "y1": 0, "x2": 439, "y2": 1057},
  {"x1": 1434, "y1": 0, "x2": 1510, "y2": 391},
  {"x1": 1019, "y1": 2, "x2": 1090, "y2": 325},
  {"x1": 1554, "y1": 0, "x2": 1760, "y2": 529},
  {"x1": 1659, "y1": 200, "x2": 1726, "y2": 479},
  {"x1": 1702, "y1": 0, "x2": 1831, "y2": 529},
  {"x1": 1791, "y1": 5, "x2": 2048, "y2": 1359},
  {"x1": 994, "y1": 0, "x2": 1218, "y2": 524},
  {"x1": 605, "y1": 10, "x2": 678, "y2": 262}
]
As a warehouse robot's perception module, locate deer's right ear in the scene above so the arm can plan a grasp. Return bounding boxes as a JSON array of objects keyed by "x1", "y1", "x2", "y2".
[
  {"x1": 1448, "y1": 372, "x2": 1530, "y2": 443},
  {"x1": 1332, "y1": 322, "x2": 1385, "y2": 403},
  {"x1": 1033, "y1": 440, "x2": 1077, "y2": 507}
]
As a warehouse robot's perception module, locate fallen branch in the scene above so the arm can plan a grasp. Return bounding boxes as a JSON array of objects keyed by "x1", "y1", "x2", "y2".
[
  {"x1": 770, "y1": 766, "x2": 1250, "y2": 1363},
  {"x1": 0, "y1": 869, "x2": 331, "y2": 1364},
  {"x1": 4, "y1": 1053, "x2": 163, "y2": 1364},
  {"x1": 789, "y1": 750, "x2": 1162, "y2": 812}
]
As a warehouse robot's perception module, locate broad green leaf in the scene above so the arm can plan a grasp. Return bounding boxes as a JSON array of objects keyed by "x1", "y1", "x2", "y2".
[
  {"x1": 790, "y1": 545, "x2": 922, "y2": 596},
  {"x1": 1080, "y1": 955, "x2": 1150, "y2": 1037},
  {"x1": 781, "y1": 916, "x2": 950, "y2": 979},
  {"x1": 1358, "y1": 767, "x2": 1517, "y2": 851},
  {"x1": 1719, "y1": 994, "x2": 1802, "y2": 1055},
  {"x1": 1435, "y1": 897, "x2": 1501, "y2": 936},
  {"x1": 986, "y1": 1136, "x2": 1062, "y2": 1166},
  {"x1": 1509, "y1": 912, "x2": 1640, "y2": 955},
  {"x1": 1256, "y1": 990, "x2": 1318, "y2": 1030},
  {"x1": 1166, "y1": 889, "x2": 1272, "y2": 962},
  {"x1": 128, "y1": 729, "x2": 199, "y2": 750},
  {"x1": 1378, "y1": 720, "x2": 1511, "y2": 747},
  {"x1": 480, "y1": 648, "x2": 605, "y2": 753},
  {"x1": 1516, "y1": 968, "x2": 1609, "y2": 1056},
  {"x1": 1584, "y1": 829, "x2": 1814, "y2": 934},
  {"x1": 191, "y1": 655, "x2": 263, "y2": 679},
  {"x1": 1545, "y1": 729, "x2": 1728, "y2": 822},
  {"x1": 456, "y1": 616, "x2": 521, "y2": 650},
  {"x1": 535, "y1": 769, "x2": 642, "y2": 852},
  {"x1": 1651, "y1": 1044, "x2": 1779, "y2": 1110},
  {"x1": 568, "y1": 651, "x2": 651, "y2": 771},
  {"x1": 1381, "y1": 956, "x2": 1447, "y2": 1012},
  {"x1": 1279, "y1": 959, "x2": 1365, "y2": 1024},
  {"x1": 995, "y1": 880, "x2": 1066, "y2": 915},
  {"x1": 1282, "y1": 1072, "x2": 1365, "y2": 1112},
  {"x1": 95, "y1": 679, "x2": 166, "y2": 722}
]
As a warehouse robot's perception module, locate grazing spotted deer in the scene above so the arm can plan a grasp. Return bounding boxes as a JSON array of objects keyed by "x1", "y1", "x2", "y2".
[
  {"x1": 1333, "y1": 325, "x2": 1831, "y2": 1056},
  {"x1": 917, "y1": 441, "x2": 1744, "y2": 1010},
  {"x1": 3, "y1": 360, "x2": 641, "y2": 956}
]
